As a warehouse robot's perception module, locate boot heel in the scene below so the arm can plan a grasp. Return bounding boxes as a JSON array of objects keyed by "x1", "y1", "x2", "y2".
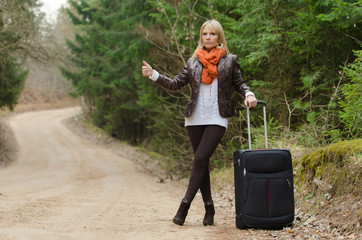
[
  {"x1": 173, "y1": 198, "x2": 190, "y2": 226},
  {"x1": 203, "y1": 200, "x2": 215, "y2": 226}
]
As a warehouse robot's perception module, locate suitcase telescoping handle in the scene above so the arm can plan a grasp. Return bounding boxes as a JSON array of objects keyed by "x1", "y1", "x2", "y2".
[{"x1": 246, "y1": 100, "x2": 268, "y2": 149}]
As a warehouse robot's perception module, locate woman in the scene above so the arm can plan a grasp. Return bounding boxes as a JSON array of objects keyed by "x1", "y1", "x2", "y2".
[{"x1": 142, "y1": 19, "x2": 257, "y2": 226}]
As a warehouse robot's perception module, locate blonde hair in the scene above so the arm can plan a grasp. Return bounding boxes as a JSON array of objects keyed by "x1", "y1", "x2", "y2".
[{"x1": 192, "y1": 19, "x2": 230, "y2": 58}]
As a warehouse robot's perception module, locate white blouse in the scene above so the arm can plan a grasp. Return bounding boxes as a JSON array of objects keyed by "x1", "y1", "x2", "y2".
[{"x1": 184, "y1": 79, "x2": 228, "y2": 128}]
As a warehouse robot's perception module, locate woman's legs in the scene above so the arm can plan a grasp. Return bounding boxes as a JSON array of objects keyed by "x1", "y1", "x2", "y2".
[
  {"x1": 185, "y1": 125, "x2": 226, "y2": 203},
  {"x1": 186, "y1": 126, "x2": 211, "y2": 202},
  {"x1": 173, "y1": 125, "x2": 225, "y2": 225}
]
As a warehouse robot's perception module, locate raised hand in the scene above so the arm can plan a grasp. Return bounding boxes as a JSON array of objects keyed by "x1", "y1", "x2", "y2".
[{"x1": 142, "y1": 61, "x2": 153, "y2": 77}]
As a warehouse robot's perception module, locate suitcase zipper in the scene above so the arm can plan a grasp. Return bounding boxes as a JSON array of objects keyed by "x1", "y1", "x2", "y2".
[
  {"x1": 237, "y1": 159, "x2": 246, "y2": 176},
  {"x1": 287, "y1": 179, "x2": 291, "y2": 188}
]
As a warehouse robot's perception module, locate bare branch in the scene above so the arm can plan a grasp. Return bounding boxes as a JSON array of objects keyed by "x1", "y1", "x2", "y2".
[{"x1": 156, "y1": 0, "x2": 186, "y2": 65}]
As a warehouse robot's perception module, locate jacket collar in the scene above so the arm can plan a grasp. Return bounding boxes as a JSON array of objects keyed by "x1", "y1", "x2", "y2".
[{"x1": 217, "y1": 54, "x2": 228, "y2": 75}]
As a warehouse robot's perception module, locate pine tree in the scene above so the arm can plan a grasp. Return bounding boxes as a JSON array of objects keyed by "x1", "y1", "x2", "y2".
[
  {"x1": 339, "y1": 49, "x2": 362, "y2": 138},
  {"x1": 0, "y1": 0, "x2": 42, "y2": 109},
  {"x1": 62, "y1": 0, "x2": 153, "y2": 143}
]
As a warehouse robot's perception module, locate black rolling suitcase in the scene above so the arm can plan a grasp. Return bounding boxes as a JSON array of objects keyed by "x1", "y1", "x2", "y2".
[{"x1": 233, "y1": 100, "x2": 294, "y2": 229}]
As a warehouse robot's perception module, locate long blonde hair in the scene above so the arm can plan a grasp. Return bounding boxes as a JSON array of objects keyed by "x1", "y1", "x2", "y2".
[{"x1": 192, "y1": 19, "x2": 230, "y2": 58}]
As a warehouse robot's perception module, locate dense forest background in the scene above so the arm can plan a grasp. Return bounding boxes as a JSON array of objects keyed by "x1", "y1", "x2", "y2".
[{"x1": 1, "y1": 0, "x2": 361, "y2": 176}]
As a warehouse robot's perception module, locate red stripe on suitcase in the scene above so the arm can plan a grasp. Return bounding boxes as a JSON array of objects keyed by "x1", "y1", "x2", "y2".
[{"x1": 267, "y1": 180, "x2": 270, "y2": 217}]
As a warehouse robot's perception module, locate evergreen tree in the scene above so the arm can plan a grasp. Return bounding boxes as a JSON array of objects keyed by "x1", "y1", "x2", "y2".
[
  {"x1": 63, "y1": 0, "x2": 153, "y2": 143},
  {"x1": 289, "y1": 0, "x2": 361, "y2": 139},
  {"x1": 0, "y1": 0, "x2": 42, "y2": 109},
  {"x1": 0, "y1": 55, "x2": 28, "y2": 110},
  {"x1": 339, "y1": 49, "x2": 362, "y2": 138}
]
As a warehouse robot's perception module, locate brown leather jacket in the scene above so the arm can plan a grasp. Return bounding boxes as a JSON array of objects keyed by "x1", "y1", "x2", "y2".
[{"x1": 155, "y1": 54, "x2": 252, "y2": 118}]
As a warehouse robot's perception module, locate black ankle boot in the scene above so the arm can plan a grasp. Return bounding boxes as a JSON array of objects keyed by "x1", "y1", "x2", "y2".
[
  {"x1": 173, "y1": 198, "x2": 190, "y2": 226},
  {"x1": 203, "y1": 200, "x2": 215, "y2": 226}
]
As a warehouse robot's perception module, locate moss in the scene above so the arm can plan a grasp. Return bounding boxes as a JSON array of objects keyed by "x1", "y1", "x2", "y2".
[
  {"x1": 301, "y1": 139, "x2": 361, "y2": 168},
  {"x1": 295, "y1": 139, "x2": 362, "y2": 197}
]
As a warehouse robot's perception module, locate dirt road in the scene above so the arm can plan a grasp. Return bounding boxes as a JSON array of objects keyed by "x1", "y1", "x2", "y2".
[{"x1": 0, "y1": 108, "x2": 242, "y2": 240}]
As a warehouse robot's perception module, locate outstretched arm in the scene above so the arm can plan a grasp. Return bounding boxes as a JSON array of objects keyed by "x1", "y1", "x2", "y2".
[{"x1": 141, "y1": 60, "x2": 189, "y2": 91}]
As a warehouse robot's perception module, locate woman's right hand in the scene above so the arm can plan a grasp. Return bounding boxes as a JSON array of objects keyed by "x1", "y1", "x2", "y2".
[{"x1": 142, "y1": 61, "x2": 153, "y2": 77}]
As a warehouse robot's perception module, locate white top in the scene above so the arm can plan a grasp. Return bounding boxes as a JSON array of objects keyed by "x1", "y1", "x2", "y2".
[
  {"x1": 185, "y1": 79, "x2": 228, "y2": 128},
  {"x1": 149, "y1": 70, "x2": 254, "y2": 129}
]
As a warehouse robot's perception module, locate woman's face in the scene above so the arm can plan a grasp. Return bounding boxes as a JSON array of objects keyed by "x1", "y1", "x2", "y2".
[{"x1": 201, "y1": 25, "x2": 219, "y2": 51}]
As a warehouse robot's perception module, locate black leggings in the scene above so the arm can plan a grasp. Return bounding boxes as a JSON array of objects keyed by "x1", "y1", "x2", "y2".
[{"x1": 184, "y1": 125, "x2": 226, "y2": 203}]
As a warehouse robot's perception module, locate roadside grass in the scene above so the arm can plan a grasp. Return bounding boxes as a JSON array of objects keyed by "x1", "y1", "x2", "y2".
[{"x1": 293, "y1": 139, "x2": 362, "y2": 234}]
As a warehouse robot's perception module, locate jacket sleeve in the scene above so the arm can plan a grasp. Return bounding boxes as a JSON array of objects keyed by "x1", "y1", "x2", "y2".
[
  {"x1": 231, "y1": 55, "x2": 252, "y2": 98},
  {"x1": 154, "y1": 65, "x2": 189, "y2": 91}
]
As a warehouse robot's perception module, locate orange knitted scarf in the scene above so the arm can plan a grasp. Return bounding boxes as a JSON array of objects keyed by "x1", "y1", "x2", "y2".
[{"x1": 196, "y1": 47, "x2": 226, "y2": 84}]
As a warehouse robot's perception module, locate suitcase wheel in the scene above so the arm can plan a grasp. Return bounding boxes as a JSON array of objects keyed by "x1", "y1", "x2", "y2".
[{"x1": 236, "y1": 216, "x2": 247, "y2": 229}]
